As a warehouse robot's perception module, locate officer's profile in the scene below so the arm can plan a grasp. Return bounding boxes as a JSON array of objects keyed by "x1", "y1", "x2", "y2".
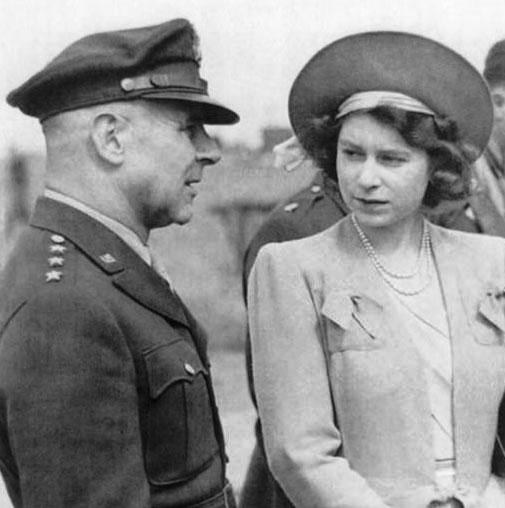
[{"x1": 0, "y1": 18, "x2": 238, "y2": 508}]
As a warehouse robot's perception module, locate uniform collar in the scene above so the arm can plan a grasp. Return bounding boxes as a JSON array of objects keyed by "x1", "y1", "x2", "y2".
[
  {"x1": 44, "y1": 188, "x2": 151, "y2": 266},
  {"x1": 30, "y1": 196, "x2": 189, "y2": 328}
]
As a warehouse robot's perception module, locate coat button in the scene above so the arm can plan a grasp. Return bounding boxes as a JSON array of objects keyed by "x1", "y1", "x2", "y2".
[
  {"x1": 184, "y1": 363, "x2": 196, "y2": 375},
  {"x1": 120, "y1": 78, "x2": 135, "y2": 91},
  {"x1": 50, "y1": 234, "x2": 65, "y2": 244},
  {"x1": 283, "y1": 202, "x2": 299, "y2": 212}
]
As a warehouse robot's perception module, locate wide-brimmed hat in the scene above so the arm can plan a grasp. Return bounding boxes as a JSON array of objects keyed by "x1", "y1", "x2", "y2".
[
  {"x1": 289, "y1": 31, "x2": 492, "y2": 160},
  {"x1": 7, "y1": 18, "x2": 239, "y2": 125}
]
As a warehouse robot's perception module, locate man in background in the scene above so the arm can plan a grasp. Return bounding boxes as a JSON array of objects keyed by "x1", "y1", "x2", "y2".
[
  {"x1": 471, "y1": 39, "x2": 505, "y2": 227},
  {"x1": 0, "y1": 19, "x2": 239, "y2": 508}
]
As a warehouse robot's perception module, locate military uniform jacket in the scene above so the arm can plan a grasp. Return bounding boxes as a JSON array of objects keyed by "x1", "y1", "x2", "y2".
[{"x1": 0, "y1": 197, "x2": 233, "y2": 508}]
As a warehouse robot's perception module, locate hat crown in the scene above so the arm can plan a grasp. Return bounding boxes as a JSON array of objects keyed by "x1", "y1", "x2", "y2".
[
  {"x1": 7, "y1": 18, "x2": 238, "y2": 125},
  {"x1": 288, "y1": 31, "x2": 492, "y2": 160}
]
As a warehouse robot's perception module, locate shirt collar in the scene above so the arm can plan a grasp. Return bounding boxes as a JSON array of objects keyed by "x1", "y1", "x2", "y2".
[{"x1": 44, "y1": 189, "x2": 152, "y2": 266}]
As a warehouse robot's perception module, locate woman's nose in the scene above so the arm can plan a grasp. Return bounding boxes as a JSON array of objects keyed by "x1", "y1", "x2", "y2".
[{"x1": 356, "y1": 158, "x2": 381, "y2": 188}]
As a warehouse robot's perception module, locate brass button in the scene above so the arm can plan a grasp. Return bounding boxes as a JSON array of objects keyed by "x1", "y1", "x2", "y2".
[
  {"x1": 120, "y1": 78, "x2": 135, "y2": 91},
  {"x1": 50, "y1": 234, "x2": 65, "y2": 244},
  {"x1": 184, "y1": 363, "x2": 195, "y2": 375},
  {"x1": 283, "y1": 202, "x2": 299, "y2": 212}
]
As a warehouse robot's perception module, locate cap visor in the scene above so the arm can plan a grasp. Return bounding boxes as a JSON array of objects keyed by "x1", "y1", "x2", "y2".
[{"x1": 141, "y1": 90, "x2": 239, "y2": 125}]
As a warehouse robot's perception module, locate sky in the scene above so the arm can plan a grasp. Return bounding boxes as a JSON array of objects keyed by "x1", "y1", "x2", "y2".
[{"x1": 2, "y1": 0, "x2": 505, "y2": 157}]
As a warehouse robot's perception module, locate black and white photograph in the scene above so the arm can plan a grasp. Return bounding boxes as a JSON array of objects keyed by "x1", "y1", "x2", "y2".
[{"x1": 2, "y1": 1, "x2": 505, "y2": 507}]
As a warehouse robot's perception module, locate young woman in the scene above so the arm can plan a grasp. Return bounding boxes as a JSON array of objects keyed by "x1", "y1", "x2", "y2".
[{"x1": 248, "y1": 32, "x2": 505, "y2": 508}]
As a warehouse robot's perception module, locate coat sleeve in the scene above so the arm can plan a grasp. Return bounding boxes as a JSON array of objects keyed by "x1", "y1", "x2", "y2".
[
  {"x1": 0, "y1": 288, "x2": 150, "y2": 507},
  {"x1": 248, "y1": 244, "x2": 390, "y2": 508}
]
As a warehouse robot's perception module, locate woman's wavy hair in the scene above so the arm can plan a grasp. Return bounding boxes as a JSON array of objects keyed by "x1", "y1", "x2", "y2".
[{"x1": 297, "y1": 106, "x2": 477, "y2": 208}]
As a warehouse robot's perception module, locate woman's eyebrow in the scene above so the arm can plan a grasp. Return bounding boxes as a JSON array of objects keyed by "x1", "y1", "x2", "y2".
[
  {"x1": 377, "y1": 148, "x2": 411, "y2": 155},
  {"x1": 338, "y1": 138, "x2": 361, "y2": 147}
]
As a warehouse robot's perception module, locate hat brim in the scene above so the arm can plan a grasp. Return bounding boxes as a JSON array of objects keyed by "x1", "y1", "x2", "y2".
[
  {"x1": 140, "y1": 90, "x2": 239, "y2": 125},
  {"x1": 289, "y1": 31, "x2": 492, "y2": 160}
]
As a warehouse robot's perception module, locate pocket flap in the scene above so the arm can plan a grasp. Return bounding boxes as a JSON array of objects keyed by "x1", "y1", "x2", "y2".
[
  {"x1": 478, "y1": 292, "x2": 505, "y2": 333},
  {"x1": 321, "y1": 291, "x2": 354, "y2": 329},
  {"x1": 144, "y1": 341, "x2": 206, "y2": 399},
  {"x1": 322, "y1": 290, "x2": 385, "y2": 339}
]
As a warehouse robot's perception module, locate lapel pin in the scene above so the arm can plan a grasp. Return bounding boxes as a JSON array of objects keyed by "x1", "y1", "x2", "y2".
[
  {"x1": 99, "y1": 253, "x2": 117, "y2": 264},
  {"x1": 48, "y1": 256, "x2": 64, "y2": 267},
  {"x1": 50, "y1": 234, "x2": 66, "y2": 244},
  {"x1": 45, "y1": 270, "x2": 63, "y2": 282}
]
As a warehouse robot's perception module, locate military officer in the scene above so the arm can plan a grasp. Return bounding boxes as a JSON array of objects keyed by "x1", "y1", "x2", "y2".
[{"x1": 0, "y1": 19, "x2": 238, "y2": 508}]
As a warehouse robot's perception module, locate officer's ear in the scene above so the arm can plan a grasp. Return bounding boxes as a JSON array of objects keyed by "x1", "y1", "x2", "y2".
[{"x1": 90, "y1": 112, "x2": 129, "y2": 166}]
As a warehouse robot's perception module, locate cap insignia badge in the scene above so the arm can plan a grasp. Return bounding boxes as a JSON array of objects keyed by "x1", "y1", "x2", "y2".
[{"x1": 191, "y1": 31, "x2": 202, "y2": 65}]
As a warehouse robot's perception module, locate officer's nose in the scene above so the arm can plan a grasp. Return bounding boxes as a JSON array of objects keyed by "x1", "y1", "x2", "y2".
[{"x1": 194, "y1": 126, "x2": 221, "y2": 166}]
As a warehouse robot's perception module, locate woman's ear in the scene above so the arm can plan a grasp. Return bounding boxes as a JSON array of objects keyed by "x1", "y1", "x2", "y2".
[{"x1": 90, "y1": 112, "x2": 129, "y2": 165}]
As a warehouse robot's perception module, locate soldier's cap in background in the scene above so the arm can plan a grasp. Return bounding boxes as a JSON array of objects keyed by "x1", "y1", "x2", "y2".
[
  {"x1": 7, "y1": 18, "x2": 239, "y2": 125},
  {"x1": 484, "y1": 39, "x2": 505, "y2": 87},
  {"x1": 289, "y1": 31, "x2": 492, "y2": 162}
]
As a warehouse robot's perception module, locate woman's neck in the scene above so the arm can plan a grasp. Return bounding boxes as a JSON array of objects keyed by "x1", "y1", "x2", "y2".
[{"x1": 354, "y1": 213, "x2": 425, "y2": 259}]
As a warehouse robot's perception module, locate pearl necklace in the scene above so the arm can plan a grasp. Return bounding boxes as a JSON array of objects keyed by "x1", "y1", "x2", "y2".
[{"x1": 351, "y1": 214, "x2": 433, "y2": 296}]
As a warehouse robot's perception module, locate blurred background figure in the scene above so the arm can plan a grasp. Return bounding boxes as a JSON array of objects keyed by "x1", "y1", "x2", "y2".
[
  {"x1": 1, "y1": 151, "x2": 37, "y2": 266},
  {"x1": 471, "y1": 39, "x2": 505, "y2": 227}
]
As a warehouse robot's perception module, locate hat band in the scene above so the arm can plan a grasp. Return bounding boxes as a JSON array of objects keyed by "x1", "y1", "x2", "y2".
[
  {"x1": 336, "y1": 91, "x2": 436, "y2": 119},
  {"x1": 120, "y1": 73, "x2": 208, "y2": 94}
]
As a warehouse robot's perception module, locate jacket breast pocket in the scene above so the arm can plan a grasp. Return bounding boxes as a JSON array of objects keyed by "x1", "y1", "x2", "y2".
[
  {"x1": 143, "y1": 340, "x2": 220, "y2": 485},
  {"x1": 473, "y1": 292, "x2": 505, "y2": 346},
  {"x1": 321, "y1": 292, "x2": 387, "y2": 353}
]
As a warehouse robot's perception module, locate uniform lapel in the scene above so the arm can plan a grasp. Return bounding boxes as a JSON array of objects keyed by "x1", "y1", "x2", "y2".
[
  {"x1": 30, "y1": 197, "x2": 190, "y2": 328},
  {"x1": 112, "y1": 266, "x2": 189, "y2": 328}
]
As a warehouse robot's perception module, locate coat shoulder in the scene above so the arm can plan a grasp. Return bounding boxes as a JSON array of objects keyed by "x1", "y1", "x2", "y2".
[{"x1": 0, "y1": 225, "x2": 110, "y2": 333}]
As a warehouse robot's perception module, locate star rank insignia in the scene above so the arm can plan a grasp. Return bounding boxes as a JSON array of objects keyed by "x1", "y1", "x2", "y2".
[
  {"x1": 50, "y1": 234, "x2": 66, "y2": 244},
  {"x1": 45, "y1": 270, "x2": 63, "y2": 282},
  {"x1": 50, "y1": 245, "x2": 67, "y2": 254},
  {"x1": 48, "y1": 256, "x2": 64, "y2": 267}
]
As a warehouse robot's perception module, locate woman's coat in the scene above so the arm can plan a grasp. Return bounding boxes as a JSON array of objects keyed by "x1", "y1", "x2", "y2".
[{"x1": 249, "y1": 216, "x2": 505, "y2": 508}]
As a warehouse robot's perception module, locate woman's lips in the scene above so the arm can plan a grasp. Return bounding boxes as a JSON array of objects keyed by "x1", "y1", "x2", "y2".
[{"x1": 355, "y1": 197, "x2": 388, "y2": 205}]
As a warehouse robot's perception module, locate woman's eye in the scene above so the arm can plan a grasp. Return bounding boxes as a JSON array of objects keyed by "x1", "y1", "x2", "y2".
[
  {"x1": 342, "y1": 148, "x2": 363, "y2": 159},
  {"x1": 379, "y1": 154, "x2": 407, "y2": 165}
]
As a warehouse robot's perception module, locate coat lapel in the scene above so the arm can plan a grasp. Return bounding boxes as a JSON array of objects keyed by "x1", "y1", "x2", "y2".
[
  {"x1": 329, "y1": 217, "x2": 393, "y2": 340},
  {"x1": 429, "y1": 223, "x2": 479, "y2": 484},
  {"x1": 30, "y1": 197, "x2": 190, "y2": 328}
]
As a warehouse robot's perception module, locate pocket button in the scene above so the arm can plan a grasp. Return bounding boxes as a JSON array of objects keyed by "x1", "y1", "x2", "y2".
[{"x1": 184, "y1": 362, "x2": 196, "y2": 375}]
